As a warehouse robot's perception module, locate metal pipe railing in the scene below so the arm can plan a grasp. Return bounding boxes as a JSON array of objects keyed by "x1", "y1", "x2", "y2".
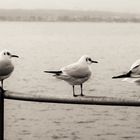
[
  {"x1": 1, "y1": 90, "x2": 140, "y2": 140},
  {"x1": 4, "y1": 91, "x2": 140, "y2": 106},
  {"x1": 0, "y1": 88, "x2": 4, "y2": 140}
]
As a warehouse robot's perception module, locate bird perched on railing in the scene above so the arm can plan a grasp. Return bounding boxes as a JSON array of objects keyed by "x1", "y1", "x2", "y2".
[
  {"x1": 44, "y1": 55, "x2": 98, "y2": 97},
  {"x1": 0, "y1": 50, "x2": 19, "y2": 91},
  {"x1": 112, "y1": 59, "x2": 140, "y2": 84}
]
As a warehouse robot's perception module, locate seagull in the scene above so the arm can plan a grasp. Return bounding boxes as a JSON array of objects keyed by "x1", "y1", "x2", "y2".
[
  {"x1": 44, "y1": 55, "x2": 98, "y2": 97},
  {"x1": 112, "y1": 59, "x2": 140, "y2": 84},
  {"x1": 0, "y1": 50, "x2": 19, "y2": 90}
]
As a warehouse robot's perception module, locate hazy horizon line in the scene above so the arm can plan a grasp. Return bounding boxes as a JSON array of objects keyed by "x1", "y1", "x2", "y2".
[{"x1": 0, "y1": 8, "x2": 139, "y2": 15}]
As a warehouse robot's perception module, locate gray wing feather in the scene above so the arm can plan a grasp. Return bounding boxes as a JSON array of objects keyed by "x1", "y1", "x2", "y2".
[
  {"x1": 0, "y1": 61, "x2": 14, "y2": 76},
  {"x1": 62, "y1": 63, "x2": 91, "y2": 78}
]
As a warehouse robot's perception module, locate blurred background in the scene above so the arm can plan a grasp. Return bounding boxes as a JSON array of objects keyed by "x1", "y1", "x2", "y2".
[{"x1": 0, "y1": 0, "x2": 140, "y2": 140}]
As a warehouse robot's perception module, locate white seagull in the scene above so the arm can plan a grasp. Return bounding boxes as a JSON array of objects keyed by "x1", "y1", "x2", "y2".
[
  {"x1": 44, "y1": 55, "x2": 98, "y2": 97},
  {"x1": 0, "y1": 50, "x2": 19, "y2": 90},
  {"x1": 112, "y1": 59, "x2": 140, "y2": 84}
]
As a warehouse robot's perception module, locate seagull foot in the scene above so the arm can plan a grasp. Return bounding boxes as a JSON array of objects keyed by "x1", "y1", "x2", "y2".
[{"x1": 73, "y1": 95, "x2": 78, "y2": 97}]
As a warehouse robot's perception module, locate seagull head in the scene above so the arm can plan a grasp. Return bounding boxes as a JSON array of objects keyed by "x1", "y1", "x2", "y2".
[
  {"x1": 0, "y1": 50, "x2": 19, "y2": 60},
  {"x1": 79, "y1": 55, "x2": 98, "y2": 65}
]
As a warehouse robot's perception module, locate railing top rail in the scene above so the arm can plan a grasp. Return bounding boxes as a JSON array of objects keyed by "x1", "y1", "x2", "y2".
[{"x1": 3, "y1": 91, "x2": 140, "y2": 107}]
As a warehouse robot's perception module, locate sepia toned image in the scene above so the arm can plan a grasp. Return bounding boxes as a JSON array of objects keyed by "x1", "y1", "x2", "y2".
[{"x1": 0, "y1": 0, "x2": 140, "y2": 140}]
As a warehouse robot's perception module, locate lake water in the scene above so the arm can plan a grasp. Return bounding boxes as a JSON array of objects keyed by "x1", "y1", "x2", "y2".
[{"x1": 0, "y1": 22, "x2": 140, "y2": 140}]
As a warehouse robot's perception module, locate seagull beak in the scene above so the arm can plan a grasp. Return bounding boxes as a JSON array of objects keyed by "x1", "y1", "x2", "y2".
[
  {"x1": 91, "y1": 60, "x2": 98, "y2": 63},
  {"x1": 11, "y1": 55, "x2": 19, "y2": 58}
]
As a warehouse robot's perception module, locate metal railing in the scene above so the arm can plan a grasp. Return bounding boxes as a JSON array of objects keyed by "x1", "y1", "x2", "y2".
[{"x1": 1, "y1": 89, "x2": 140, "y2": 140}]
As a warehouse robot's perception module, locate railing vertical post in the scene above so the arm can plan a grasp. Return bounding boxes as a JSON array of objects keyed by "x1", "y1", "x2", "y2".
[{"x1": 0, "y1": 87, "x2": 4, "y2": 140}]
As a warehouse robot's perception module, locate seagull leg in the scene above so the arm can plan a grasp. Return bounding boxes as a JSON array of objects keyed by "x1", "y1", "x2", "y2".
[
  {"x1": 1, "y1": 80, "x2": 4, "y2": 92},
  {"x1": 80, "y1": 84, "x2": 84, "y2": 96},
  {"x1": 0, "y1": 80, "x2": 4, "y2": 93},
  {"x1": 1, "y1": 80, "x2": 3, "y2": 89},
  {"x1": 73, "y1": 85, "x2": 77, "y2": 97}
]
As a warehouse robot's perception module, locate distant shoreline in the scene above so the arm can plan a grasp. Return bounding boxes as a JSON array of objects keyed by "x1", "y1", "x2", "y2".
[{"x1": 0, "y1": 9, "x2": 140, "y2": 23}]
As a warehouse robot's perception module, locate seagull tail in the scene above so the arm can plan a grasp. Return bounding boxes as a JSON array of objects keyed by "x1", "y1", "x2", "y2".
[
  {"x1": 112, "y1": 71, "x2": 131, "y2": 79},
  {"x1": 44, "y1": 70, "x2": 62, "y2": 75}
]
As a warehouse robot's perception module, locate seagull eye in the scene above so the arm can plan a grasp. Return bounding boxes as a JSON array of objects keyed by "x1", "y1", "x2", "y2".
[
  {"x1": 4, "y1": 53, "x2": 6, "y2": 55},
  {"x1": 7, "y1": 52, "x2": 10, "y2": 55},
  {"x1": 88, "y1": 58, "x2": 92, "y2": 61}
]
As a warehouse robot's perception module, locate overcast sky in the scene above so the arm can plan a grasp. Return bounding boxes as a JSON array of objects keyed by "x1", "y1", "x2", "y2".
[{"x1": 0, "y1": 0, "x2": 140, "y2": 13}]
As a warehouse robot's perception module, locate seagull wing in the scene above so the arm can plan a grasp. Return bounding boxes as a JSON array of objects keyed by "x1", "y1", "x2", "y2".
[
  {"x1": 0, "y1": 62, "x2": 14, "y2": 76},
  {"x1": 62, "y1": 62, "x2": 91, "y2": 78},
  {"x1": 130, "y1": 59, "x2": 140, "y2": 77}
]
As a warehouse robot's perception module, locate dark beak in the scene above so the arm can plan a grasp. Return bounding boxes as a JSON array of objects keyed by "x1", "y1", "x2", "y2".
[
  {"x1": 91, "y1": 60, "x2": 98, "y2": 63},
  {"x1": 11, "y1": 55, "x2": 19, "y2": 58}
]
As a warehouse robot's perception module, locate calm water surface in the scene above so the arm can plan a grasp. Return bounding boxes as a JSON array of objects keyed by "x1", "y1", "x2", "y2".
[{"x1": 0, "y1": 22, "x2": 140, "y2": 140}]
